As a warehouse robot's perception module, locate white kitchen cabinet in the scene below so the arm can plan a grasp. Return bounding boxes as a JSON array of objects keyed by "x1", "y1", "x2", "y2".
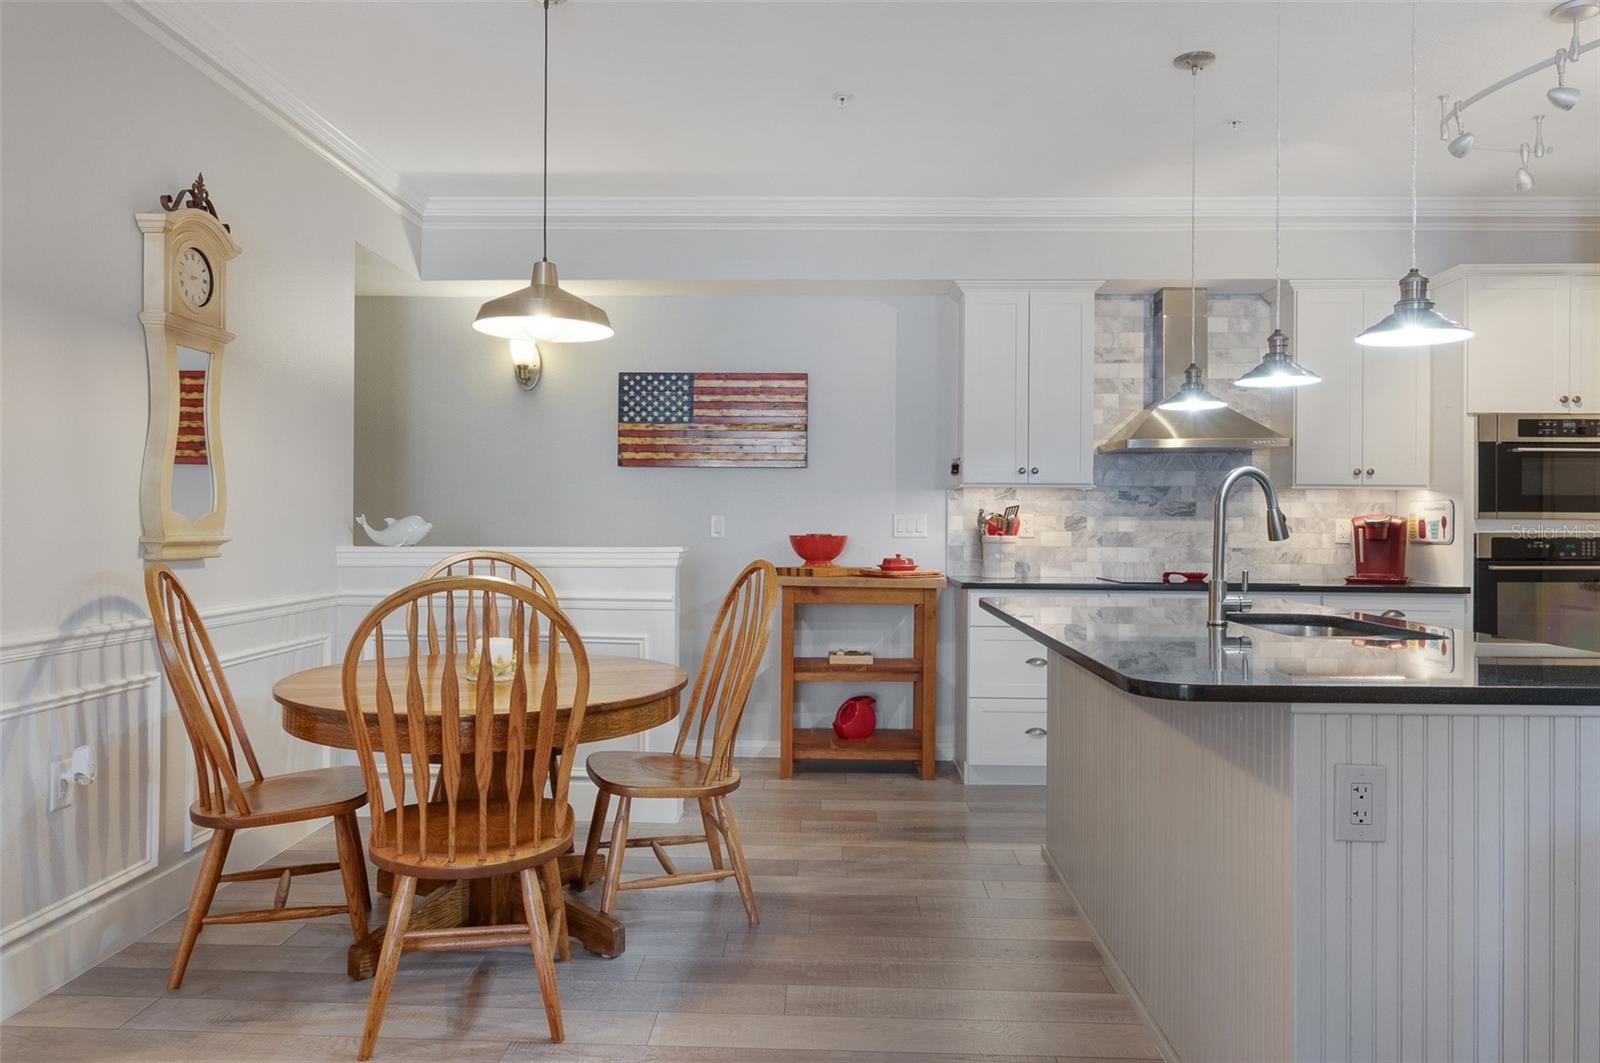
[
  {"x1": 1572, "y1": 273, "x2": 1600, "y2": 412},
  {"x1": 1440, "y1": 267, "x2": 1599, "y2": 415},
  {"x1": 1290, "y1": 284, "x2": 1430, "y2": 488},
  {"x1": 955, "y1": 283, "x2": 1098, "y2": 487}
]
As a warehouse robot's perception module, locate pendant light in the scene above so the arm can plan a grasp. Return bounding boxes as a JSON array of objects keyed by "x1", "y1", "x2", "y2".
[
  {"x1": 1158, "y1": 52, "x2": 1228, "y2": 413},
  {"x1": 473, "y1": 0, "x2": 613, "y2": 344},
  {"x1": 1237, "y1": 1, "x2": 1320, "y2": 390},
  {"x1": 1355, "y1": 1, "x2": 1472, "y2": 349}
]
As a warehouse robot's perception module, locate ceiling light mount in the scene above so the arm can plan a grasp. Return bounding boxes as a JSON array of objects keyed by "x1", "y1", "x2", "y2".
[
  {"x1": 1172, "y1": 51, "x2": 1216, "y2": 74},
  {"x1": 1551, "y1": 1, "x2": 1600, "y2": 24}
]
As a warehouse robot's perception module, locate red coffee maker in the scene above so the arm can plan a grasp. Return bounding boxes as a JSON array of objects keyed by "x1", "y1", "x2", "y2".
[{"x1": 1348, "y1": 514, "x2": 1409, "y2": 584}]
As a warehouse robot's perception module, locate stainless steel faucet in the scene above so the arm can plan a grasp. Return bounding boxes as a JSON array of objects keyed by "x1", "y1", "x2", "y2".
[{"x1": 1208, "y1": 465, "x2": 1291, "y2": 627}]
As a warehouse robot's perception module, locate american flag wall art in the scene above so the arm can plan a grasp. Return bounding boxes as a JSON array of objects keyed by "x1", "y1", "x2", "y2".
[{"x1": 617, "y1": 372, "x2": 808, "y2": 468}]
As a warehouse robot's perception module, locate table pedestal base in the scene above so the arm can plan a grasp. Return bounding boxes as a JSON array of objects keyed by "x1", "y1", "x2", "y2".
[{"x1": 350, "y1": 853, "x2": 619, "y2": 978}]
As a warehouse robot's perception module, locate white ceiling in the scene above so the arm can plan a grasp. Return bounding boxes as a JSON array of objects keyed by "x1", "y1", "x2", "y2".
[{"x1": 178, "y1": 1, "x2": 1600, "y2": 204}]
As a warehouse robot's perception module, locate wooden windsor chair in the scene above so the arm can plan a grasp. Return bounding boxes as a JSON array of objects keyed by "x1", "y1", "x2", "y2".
[
  {"x1": 580, "y1": 559, "x2": 777, "y2": 924},
  {"x1": 343, "y1": 575, "x2": 589, "y2": 1059},
  {"x1": 144, "y1": 564, "x2": 371, "y2": 992}
]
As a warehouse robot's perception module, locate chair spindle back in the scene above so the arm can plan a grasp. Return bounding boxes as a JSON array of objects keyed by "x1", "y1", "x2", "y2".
[
  {"x1": 145, "y1": 564, "x2": 264, "y2": 818},
  {"x1": 421, "y1": 551, "x2": 558, "y2": 657},
  {"x1": 674, "y1": 560, "x2": 778, "y2": 784},
  {"x1": 342, "y1": 576, "x2": 589, "y2": 866}
]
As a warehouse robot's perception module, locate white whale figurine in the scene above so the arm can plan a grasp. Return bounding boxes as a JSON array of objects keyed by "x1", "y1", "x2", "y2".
[{"x1": 356, "y1": 514, "x2": 433, "y2": 547}]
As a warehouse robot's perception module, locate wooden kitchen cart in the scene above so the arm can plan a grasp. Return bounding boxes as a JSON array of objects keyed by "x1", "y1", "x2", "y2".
[{"x1": 776, "y1": 572, "x2": 945, "y2": 780}]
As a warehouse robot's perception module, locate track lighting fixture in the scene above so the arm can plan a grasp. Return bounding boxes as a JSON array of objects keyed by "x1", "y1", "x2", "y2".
[
  {"x1": 1549, "y1": 50, "x2": 1581, "y2": 109},
  {"x1": 1515, "y1": 144, "x2": 1536, "y2": 191},
  {"x1": 1440, "y1": 1, "x2": 1595, "y2": 183}
]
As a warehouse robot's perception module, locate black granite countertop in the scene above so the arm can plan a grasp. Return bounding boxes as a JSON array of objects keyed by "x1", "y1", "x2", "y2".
[
  {"x1": 949, "y1": 573, "x2": 1470, "y2": 594},
  {"x1": 978, "y1": 595, "x2": 1600, "y2": 705}
]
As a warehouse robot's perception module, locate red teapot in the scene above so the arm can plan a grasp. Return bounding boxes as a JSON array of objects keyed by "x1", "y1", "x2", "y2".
[{"x1": 832, "y1": 694, "x2": 877, "y2": 740}]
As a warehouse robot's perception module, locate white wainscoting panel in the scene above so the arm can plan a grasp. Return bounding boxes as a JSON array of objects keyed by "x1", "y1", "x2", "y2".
[
  {"x1": 336, "y1": 546, "x2": 685, "y2": 823},
  {"x1": 1047, "y1": 659, "x2": 1294, "y2": 1063},
  {"x1": 0, "y1": 592, "x2": 340, "y2": 1018},
  {"x1": 1292, "y1": 707, "x2": 1600, "y2": 1063}
]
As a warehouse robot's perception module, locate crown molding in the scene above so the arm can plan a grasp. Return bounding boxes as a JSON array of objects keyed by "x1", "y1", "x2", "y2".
[
  {"x1": 422, "y1": 194, "x2": 1600, "y2": 234},
  {"x1": 110, "y1": 0, "x2": 426, "y2": 227}
]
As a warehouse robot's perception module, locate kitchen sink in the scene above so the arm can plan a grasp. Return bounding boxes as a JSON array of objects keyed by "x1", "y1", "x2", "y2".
[{"x1": 1231, "y1": 613, "x2": 1448, "y2": 640}]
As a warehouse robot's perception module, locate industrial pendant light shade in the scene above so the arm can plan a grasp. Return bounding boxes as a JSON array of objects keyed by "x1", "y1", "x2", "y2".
[
  {"x1": 472, "y1": 260, "x2": 613, "y2": 342},
  {"x1": 1158, "y1": 364, "x2": 1230, "y2": 411},
  {"x1": 1359, "y1": 2, "x2": 1471, "y2": 349},
  {"x1": 1237, "y1": 330, "x2": 1322, "y2": 387},
  {"x1": 1236, "y1": 0, "x2": 1322, "y2": 391},
  {"x1": 474, "y1": 0, "x2": 612, "y2": 352},
  {"x1": 1355, "y1": 268, "x2": 1473, "y2": 347}
]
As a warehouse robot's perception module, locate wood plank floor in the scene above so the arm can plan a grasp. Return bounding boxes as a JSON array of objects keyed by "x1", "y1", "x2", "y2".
[{"x1": 3, "y1": 760, "x2": 1161, "y2": 1063}]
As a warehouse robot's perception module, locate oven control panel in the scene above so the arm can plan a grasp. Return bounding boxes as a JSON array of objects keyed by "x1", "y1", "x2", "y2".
[
  {"x1": 1485, "y1": 536, "x2": 1600, "y2": 561},
  {"x1": 1517, "y1": 418, "x2": 1600, "y2": 438}
]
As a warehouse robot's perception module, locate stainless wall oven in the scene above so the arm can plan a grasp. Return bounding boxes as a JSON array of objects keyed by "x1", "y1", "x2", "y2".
[
  {"x1": 1478, "y1": 414, "x2": 1600, "y2": 519},
  {"x1": 1474, "y1": 534, "x2": 1600, "y2": 653}
]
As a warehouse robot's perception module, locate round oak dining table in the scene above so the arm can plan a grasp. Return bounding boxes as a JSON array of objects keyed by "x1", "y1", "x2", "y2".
[{"x1": 272, "y1": 653, "x2": 688, "y2": 977}]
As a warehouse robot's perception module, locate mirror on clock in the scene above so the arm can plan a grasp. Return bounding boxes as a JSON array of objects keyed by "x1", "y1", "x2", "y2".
[{"x1": 170, "y1": 345, "x2": 216, "y2": 520}]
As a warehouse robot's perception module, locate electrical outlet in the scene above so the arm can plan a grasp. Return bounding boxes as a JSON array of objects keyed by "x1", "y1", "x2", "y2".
[
  {"x1": 710, "y1": 515, "x2": 726, "y2": 539},
  {"x1": 48, "y1": 757, "x2": 74, "y2": 812},
  {"x1": 892, "y1": 514, "x2": 928, "y2": 539},
  {"x1": 1333, "y1": 520, "x2": 1353, "y2": 546},
  {"x1": 1017, "y1": 514, "x2": 1037, "y2": 539},
  {"x1": 1333, "y1": 763, "x2": 1387, "y2": 842}
]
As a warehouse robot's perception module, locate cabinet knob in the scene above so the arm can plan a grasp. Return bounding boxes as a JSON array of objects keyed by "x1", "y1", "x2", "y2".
[
  {"x1": 1030, "y1": 467, "x2": 1039, "y2": 475},
  {"x1": 1366, "y1": 467, "x2": 1375, "y2": 477},
  {"x1": 1575, "y1": 396, "x2": 1584, "y2": 405},
  {"x1": 1018, "y1": 466, "x2": 1027, "y2": 475},
  {"x1": 1561, "y1": 395, "x2": 1571, "y2": 404},
  {"x1": 1024, "y1": 656, "x2": 1047, "y2": 667},
  {"x1": 1353, "y1": 468, "x2": 1362, "y2": 477},
  {"x1": 1024, "y1": 727, "x2": 1047, "y2": 737}
]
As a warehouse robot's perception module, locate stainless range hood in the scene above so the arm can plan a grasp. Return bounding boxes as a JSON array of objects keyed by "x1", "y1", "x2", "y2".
[{"x1": 1098, "y1": 288, "x2": 1289, "y2": 453}]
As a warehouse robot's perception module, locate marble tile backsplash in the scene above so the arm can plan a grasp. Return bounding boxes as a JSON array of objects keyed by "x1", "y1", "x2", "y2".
[{"x1": 948, "y1": 294, "x2": 1399, "y2": 583}]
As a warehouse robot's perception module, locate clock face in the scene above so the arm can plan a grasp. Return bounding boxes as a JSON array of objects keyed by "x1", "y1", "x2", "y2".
[{"x1": 175, "y1": 247, "x2": 213, "y2": 309}]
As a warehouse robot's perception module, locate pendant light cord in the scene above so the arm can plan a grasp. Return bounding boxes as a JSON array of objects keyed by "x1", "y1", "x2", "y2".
[
  {"x1": 1409, "y1": 0, "x2": 1418, "y2": 271},
  {"x1": 1273, "y1": 0, "x2": 1282, "y2": 332},
  {"x1": 1189, "y1": 59, "x2": 1198, "y2": 368},
  {"x1": 542, "y1": 0, "x2": 550, "y2": 263}
]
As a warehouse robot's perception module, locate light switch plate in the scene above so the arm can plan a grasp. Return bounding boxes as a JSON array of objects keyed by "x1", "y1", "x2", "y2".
[
  {"x1": 1333, "y1": 763, "x2": 1387, "y2": 842},
  {"x1": 892, "y1": 514, "x2": 928, "y2": 539}
]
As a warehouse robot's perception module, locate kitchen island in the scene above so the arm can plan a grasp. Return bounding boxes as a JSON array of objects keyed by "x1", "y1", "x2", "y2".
[{"x1": 981, "y1": 594, "x2": 1600, "y2": 1063}]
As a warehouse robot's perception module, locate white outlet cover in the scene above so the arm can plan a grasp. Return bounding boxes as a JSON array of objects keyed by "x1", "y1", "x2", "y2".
[
  {"x1": 1333, "y1": 520, "x2": 1353, "y2": 546},
  {"x1": 48, "y1": 757, "x2": 73, "y2": 812},
  {"x1": 1333, "y1": 763, "x2": 1387, "y2": 842}
]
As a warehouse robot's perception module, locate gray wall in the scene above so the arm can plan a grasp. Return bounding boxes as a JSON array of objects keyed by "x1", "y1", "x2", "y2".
[{"x1": 355, "y1": 293, "x2": 959, "y2": 754}]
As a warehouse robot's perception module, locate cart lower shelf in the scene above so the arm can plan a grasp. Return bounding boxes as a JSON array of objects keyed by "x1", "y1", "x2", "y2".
[{"x1": 791, "y1": 727, "x2": 922, "y2": 761}]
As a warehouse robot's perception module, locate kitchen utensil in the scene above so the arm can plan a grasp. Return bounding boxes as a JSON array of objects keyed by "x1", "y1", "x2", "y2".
[
  {"x1": 832, "y1": 694, "x2": 877, "y2": 740},
  {"x1": 789, "y1": 533, "x2": 847, "y2": 566},
  {"x1": 1162, "y1": 570, "x2": 1209, "y2": 584}
]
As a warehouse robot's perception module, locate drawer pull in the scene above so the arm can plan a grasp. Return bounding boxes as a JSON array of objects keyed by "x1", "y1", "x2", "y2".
[
  {"x1": 1024, "y1": 727, "x2": 1047, "y2": 737},
  {"x1": 1024, "y1": 657, "x2": 1047, "y2": 667}
]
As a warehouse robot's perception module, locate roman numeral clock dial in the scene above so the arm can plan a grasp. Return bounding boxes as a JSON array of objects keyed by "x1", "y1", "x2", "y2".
[{"x1": 176, "y1": 246, "x2": 213, "y2": 309}]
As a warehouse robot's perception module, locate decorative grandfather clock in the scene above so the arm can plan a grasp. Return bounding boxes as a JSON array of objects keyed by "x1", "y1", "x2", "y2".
[{"x1": 137, "y1": 174, "x2": 241, "y2": 560}]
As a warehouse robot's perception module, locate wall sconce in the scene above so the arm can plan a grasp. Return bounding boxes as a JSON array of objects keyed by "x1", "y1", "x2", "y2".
[{"x1": 510, "y1": 340, "x2": 543, "y2": 391}]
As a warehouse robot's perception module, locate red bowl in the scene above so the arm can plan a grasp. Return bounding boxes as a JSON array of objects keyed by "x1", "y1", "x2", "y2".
[{"x1": 789, "y1": 533, "x2": 847, "y2": 566}]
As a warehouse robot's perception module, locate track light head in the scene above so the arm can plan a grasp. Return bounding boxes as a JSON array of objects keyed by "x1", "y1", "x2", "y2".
[
  {"x1": 1448, "y1": 131, "x2": 1476, "y2": 157},
  {"x1": 1548, "y1": 84, "x2": 1581, "y2": 109},
  {"x1": 1515, "y1": 144, "x2": 1536, "y2": 191}
]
